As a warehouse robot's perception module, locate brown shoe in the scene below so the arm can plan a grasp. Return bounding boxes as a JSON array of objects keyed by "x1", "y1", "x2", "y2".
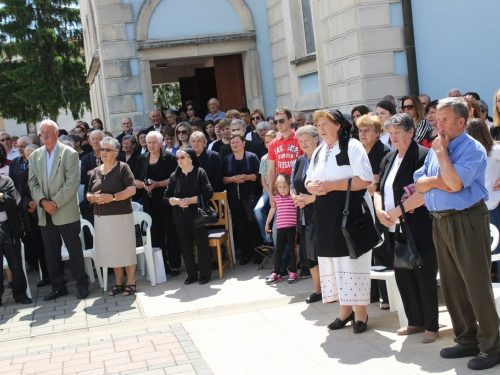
[
  {"x1": 397, "y1": 326, "x2": 425, "y2": 335},
  {"x1": 421, "y1": 331, "x2": 438, "y2": 343}
]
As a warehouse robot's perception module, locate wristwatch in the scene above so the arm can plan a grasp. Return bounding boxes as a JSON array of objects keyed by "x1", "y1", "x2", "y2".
[{"x1": 112, "y1": 194, "x2": 116, "y2": 201}]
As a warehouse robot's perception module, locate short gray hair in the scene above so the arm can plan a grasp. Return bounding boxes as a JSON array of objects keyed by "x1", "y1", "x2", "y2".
[
  {"x1": 296, "y1": 125, "x2": 320, "y2": 145},
  {"x1": 146, "y1": 131, "x2": 163, "y2": 143},
  {"x1": 437, "y1": 97, "x2": 469, "y2": 123},
  {"x1": 293, "y1": 112, "x2": 306, "y2": 119},
  {"x1": 17, "y1": 136, "x2": 32, "y2": 145},
  {"x1": 256, "y1": 121, "x2": 271, "y2": 131},
  {"x1": 62, "y1": 140, "x2": 74, "y2": 148},
  {"x1": 478, "y1": 99, "x2": 489, "y2": 114},
  {"x1": 448, "y1": 88, "x2": 461, "y2": 96},
  {"x1": 133, "y1": 126, "x2": 144, "y2": 135},
  {"x1": 122, "y1": 134, "x2": 137, "y2": 145},
  {"x1": 89, "y1": 130, "x2": 105, "y2": 139},
  {"x1": 40, "y1": 120, "x2": 59, "y2": 131},
  {"x1": 190, "y1": 131, "x2": 206, "y2": 142},
  {"x1": 384, "y1": 113, "x2": 415, "y2": 133},
  {"x1": 100, "y1": 137, "x2": 120, "y2": 152},
  {"x1": 25, "y1": 144, "x2": 39, "y2": 152},
  {"x1": 230, "y1": 119, "x2": 246, "y2": 132}
]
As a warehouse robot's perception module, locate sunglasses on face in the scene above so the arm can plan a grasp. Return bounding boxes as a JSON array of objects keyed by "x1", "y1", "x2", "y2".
[
  {"x1": 177, "y1": 130, "x2": 188, "y2": 135},
  {"x1": 272, "y1": 119, "x2": 286, "y2": 125},
  {"x1": 0, "y1": 137, "x2": 11, "y2": 142},
  {"x1": 251, "y1": 115, "x2": 261, "y2": 121},
  {"x1": 402, "y1": 105, "x2": 414, "y2": 110},
  {"x1": 74, "y1": 130, "x2": 83, "y2": 134},
  {"x1": 100, "y1": 148, "x2": 115, "y2": 153},
  {"x1": 176, "y1": 156, "x2": 189, "y2": 160}
]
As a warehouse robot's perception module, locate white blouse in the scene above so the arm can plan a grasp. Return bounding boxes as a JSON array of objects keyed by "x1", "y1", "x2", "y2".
[
  {"x1": 306, "y1": 138, "x2": 375, "y2": 185},
  {"x1": 486, "y1": 144, "x2": 500, "y2": 210}
]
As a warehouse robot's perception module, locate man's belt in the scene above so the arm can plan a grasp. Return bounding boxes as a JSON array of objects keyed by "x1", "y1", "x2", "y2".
[{"x1": 429, "y1": 199, "x2": 484, "y2": 220}]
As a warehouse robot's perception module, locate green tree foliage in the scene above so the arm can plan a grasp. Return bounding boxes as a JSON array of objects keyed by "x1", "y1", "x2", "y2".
[
  {"x1": 0, "y1": 0, "x2": 90, "y2": 123},
  {"x1": 154, "y1": 83, "x2": 181, "y2": 110}
]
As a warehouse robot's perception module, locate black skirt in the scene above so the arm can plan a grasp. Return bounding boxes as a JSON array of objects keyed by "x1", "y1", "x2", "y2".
[{"x1": 313, "y1": 190, "x2": 364, "y2": 258}]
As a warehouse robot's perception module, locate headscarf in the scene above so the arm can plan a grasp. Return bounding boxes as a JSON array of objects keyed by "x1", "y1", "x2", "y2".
[
  {"x1": 178, "y1": 147, "x2": 201, "y2": 168},
  {"x1": 329, "y1": 109, "x2": 351, "y2": 151}
]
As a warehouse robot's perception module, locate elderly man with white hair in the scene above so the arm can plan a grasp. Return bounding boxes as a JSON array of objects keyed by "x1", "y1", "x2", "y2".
[
  {"x1": 8, "y1": 135, "x2": 32, "y2": 190},
  {"x1": 28, "y1": 120, "x2": 89, "y2": 300},
  {"x1": 219, "y1": 119, "x2": 267, "y2": 160}
]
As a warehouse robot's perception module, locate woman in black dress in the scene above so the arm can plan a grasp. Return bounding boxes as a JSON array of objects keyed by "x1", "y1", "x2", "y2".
[
  {"x1": 164, "y1": 148, "x2": 213, "y2": 285},
  {"x1": 134, "y1": 132, "x2": 180, "y2": 276}
]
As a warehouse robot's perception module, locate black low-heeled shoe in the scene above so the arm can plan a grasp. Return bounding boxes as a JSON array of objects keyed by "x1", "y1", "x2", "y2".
[
  {"x1": 353, "y1": 315, "x2": 369, "y2": 334},
  {"x1": 184, "y1": 277, "x2": 198, "y2": 285},
  {"x1": 327, "y1": 312, "x2": 354, "y2": 330}
]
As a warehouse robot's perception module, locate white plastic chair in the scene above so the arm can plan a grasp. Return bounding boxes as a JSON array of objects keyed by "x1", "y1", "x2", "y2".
[
  {"x1": 101, "y1": 211, "x2": 155, "y2": 291},
  {"x1": 490, "y1": 223, "x2": 500, "y2": 262},
  {"x1": 3, "y1": 242, "x2": 32, "y2": 299},
  {"x1": 131, "y1": 202, "x2": 143, "y2": 212},
  {"x1": 61, "y1": 219, "x2": 103, "y2": 288},
  {"x1": 370, "y1": 266, "x2": 407, "y2": 328}
]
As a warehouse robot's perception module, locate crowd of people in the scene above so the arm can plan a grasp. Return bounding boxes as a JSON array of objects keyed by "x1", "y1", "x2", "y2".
[{"x1": 1, "y1": 90, "x2": 500, "y2": 370}]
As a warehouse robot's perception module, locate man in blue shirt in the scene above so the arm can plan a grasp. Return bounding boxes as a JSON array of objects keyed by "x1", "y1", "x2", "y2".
[
  {"x1": 204, "y1": 98, "x2": 226, "y2": 122},
  {"x1": 415, "y1": 98, "x2": 500, "y2": 370}
]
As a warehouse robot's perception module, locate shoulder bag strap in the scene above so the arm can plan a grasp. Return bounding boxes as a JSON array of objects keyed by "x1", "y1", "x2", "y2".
[{"x1": 342, "y1": 178, "x2": 352, "y2": 229}]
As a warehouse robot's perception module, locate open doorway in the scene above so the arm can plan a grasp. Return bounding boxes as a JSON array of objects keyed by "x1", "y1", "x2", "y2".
[{"x1": 150, "y1": 54, "x2": 247, "y2": 114}]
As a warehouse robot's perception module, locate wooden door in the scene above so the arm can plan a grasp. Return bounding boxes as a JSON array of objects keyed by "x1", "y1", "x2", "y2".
[
  {"x1": 213, "y1": 54, "x2": 246, "y2": 112},
  {"x1": 195, "y1": 67, "x2": 217, "y2": 115},
  {"x1": 179, "y1": 76, "x2": 198, "y2": 108}
]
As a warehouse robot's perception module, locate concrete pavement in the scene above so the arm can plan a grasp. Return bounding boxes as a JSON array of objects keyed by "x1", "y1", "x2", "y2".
[{"x1": 1, "y1": 262, "x2": 498, "y2": 374}]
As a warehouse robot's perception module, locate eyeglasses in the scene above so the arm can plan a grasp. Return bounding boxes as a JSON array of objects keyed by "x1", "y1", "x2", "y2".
[
  {"x1": 74, "y1": 130, "x2": 83, "y2": 134},
  {"x1": 177, "y1": 130, "x2": 188, "y2": 135},
  {"x1": 251, "y1": 115, "x2": 261, "y2": 121},
  {"x1": 176, "y1": 156, "x2": 189, "y2": 160},
  {"x1": 0, "y1": 137, "x2": 11, "y2": 142},
  {"x1": 402, "y1": 105, "x2": 414, "y2": 110},
  {"x1": 272, "y1": 119, "x2": 286, "y2": 125},
  {"x1": 100, "y1": 148, "x2": 116, "y2": 153}
]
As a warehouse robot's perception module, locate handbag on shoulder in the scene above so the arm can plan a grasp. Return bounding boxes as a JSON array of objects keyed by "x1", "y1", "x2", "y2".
[
  {"x1": 393, "y1": 203, "x2": 424, "y2": 269},
  {"x1": 194, "y1": 195, "x2": 218, "y2": 228},
  {"x1": 341, "y1": 178, "x2": 383, "y2": 259}
]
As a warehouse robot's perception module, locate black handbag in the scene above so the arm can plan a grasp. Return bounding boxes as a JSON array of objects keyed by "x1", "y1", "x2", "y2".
[
  {"x1": 393, "y1": 203, "x2": 424, "y2": 269},
  {"x1": 342, "y1": 178, "x2": 383, "y2": 259},
  {"x1": 304, "y1": 222, "x2": 316, "y2": 261},
  {"x1": 194, "y1": 195, "x2": 218, "y2": 228}
]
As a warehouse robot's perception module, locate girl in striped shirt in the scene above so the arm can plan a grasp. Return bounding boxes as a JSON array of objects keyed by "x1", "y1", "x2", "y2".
[{"x1": 265, "y1": 173, "x2": 298, "y2": 284}]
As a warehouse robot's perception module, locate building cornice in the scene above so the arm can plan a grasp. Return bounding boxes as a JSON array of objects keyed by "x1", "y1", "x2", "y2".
[{"x1": 137, "y1": 32, "x2": 255, "y2": 50}]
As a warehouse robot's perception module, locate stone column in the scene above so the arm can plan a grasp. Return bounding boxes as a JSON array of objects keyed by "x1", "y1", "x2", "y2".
[
  {"x1": 316, "y1": 0, "x2": 408, "y2": 113},
  {"x1": 94, "y1": 0, "x2": 146, "y2": 133}
]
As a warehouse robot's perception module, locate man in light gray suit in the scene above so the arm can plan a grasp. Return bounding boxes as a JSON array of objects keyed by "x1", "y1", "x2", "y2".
[{"x1": 29, "y1": 120, "x2": 89, "y2": 300}]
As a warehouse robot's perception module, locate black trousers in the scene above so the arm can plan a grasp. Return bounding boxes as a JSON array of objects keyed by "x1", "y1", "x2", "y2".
[
  {"x1": 392, "y1": 232, "x2": 439, "y2": 332},
  {"x1": 148, "y1": 205, "x2": 181, "y2": 270},
  {"x1": 176, "y1": 224, "x2": 211, "y2": 279},
  {"x1": 232, "y1": 202, "x2": 261, "y2": 258},
  {"x1": 433, "y1": 203, "x2": 500, "y2": 354},
  {"x1": 274, "y1": 227, "x2": 297, "y2": 273},
  {"x1": 40, "y1": 215, "x2": 88, "y2": 292},
  {"x1": 22, "y1": 230, "x2": 49, "y2": 280},
  {"x1": 0, "y1": 222, "x2": 27, "y2": 300}
]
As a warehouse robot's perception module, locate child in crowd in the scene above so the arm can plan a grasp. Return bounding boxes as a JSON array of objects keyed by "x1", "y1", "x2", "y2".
[{"x1": 265, "y1": 173, "x2": 298, "y2": 284}]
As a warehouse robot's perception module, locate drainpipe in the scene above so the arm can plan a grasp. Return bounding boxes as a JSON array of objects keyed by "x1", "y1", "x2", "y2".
[{"x1": 401, "y1": 0, "x2": 419, "y2": 95}]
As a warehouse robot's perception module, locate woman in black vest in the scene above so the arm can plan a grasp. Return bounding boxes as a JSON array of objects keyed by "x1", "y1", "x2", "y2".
[
  {"x1": 291, "y1": 125, "x2": 321, "y2": 303},
  {"x1": 374, "y1": 113, "x2": 438, "y2": 343}
]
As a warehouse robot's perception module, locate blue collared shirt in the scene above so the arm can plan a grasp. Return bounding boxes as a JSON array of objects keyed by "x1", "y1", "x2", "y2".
[
  {"x1": 204, "y1": 110, "x2": 226, "y2": 122},
  {"x1": 46, "y1": 142, "x2": 58, "y2": 180},
  {"x1": 413, "y1": 131, "x2": 488, "y2": 211}
]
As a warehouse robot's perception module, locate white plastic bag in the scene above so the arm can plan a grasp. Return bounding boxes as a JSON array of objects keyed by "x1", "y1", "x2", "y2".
[{"x1": 153, "y1": 248, "x2": 167, "y2": 284}]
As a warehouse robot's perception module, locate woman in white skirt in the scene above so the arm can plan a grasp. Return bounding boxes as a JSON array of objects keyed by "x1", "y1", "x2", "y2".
[
  {"x1": 306, "y1": 109, "x2": 375, "y2": 333},
  {"x1": 87, "y1": 137, "x2": 137, "y2": 296}
]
